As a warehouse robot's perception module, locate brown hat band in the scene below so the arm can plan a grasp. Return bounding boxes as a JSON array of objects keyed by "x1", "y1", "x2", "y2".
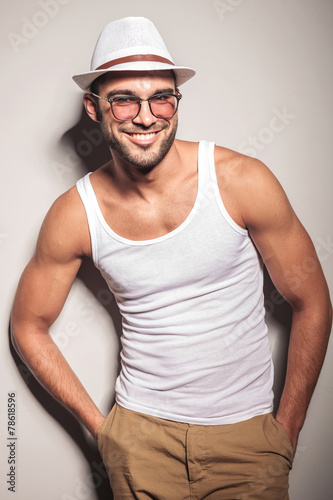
[{"x1": 96, "y1": 54, "x2": 175, "y2": 70}]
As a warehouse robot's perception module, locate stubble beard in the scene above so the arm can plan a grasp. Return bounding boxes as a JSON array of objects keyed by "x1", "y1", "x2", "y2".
[{"x1": 100, "y1": 117, "x2": 178, "y2": 173}]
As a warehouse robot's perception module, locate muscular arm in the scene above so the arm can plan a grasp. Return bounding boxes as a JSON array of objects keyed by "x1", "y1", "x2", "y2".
[
  {"x1": 217, "y1": 149, "x2": 332, "y2": 452},
  {"x1": 10, "y1": 188, "x2": 105, "y2": 439}
]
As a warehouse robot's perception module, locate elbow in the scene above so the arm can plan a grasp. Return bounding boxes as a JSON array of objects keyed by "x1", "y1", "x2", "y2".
[
  {"x1": 290, "y1": 290, "x2": 332, "y2": 338},
  {"x1": 10, "y1": 315, "x2": 18, "y2": 349},
  {"x1": 10, "y1": 314, "x2": 27, "y2": 363}
]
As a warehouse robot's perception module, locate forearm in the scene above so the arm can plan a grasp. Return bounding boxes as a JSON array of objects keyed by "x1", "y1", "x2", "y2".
[
  {"x1": 11, "y1": 324, "x2": 105, "y2": 439},
  {"x1": 276, "y1": 303, "x2": 332, "y2": 449}
]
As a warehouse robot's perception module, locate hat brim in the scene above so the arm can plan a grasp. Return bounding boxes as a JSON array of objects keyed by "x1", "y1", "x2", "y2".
[{"x1": 72, "y1": 61, "x2": 196, "y2": 92}]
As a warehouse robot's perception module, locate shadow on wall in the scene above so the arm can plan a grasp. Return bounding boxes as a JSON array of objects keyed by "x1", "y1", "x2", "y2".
[
  {"x1": 9, "y1": 102, "x2": 293, "y2": 499},
  {"x1": 9, "y1": 327, "x2": 116, "y2": 500},
  {"x1": 263, "y1": 266, "x2": 292, "y2": 412},
  {"x1": 60, "y1": 105, "x2": 111, "y2": 174}
]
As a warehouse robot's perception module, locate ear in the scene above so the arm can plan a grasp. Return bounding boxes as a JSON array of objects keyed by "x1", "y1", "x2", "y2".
[{"x1": 83, "y1": 93, "x2": 101, "y2": 122}]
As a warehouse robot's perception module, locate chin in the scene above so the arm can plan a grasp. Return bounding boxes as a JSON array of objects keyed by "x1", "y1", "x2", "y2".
[{"x1": 106, "y1": 124, "x2": 177, "y2": 172}]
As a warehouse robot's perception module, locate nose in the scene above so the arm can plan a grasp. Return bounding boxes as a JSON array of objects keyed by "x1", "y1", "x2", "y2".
[{"x1": 132, "y1": 99, "x2": 157, "y2": 127}]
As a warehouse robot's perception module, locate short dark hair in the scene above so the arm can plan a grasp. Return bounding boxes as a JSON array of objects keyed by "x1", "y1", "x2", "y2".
[{"x1": 90, "y1": 73, "x2": 109, "y2": 95}]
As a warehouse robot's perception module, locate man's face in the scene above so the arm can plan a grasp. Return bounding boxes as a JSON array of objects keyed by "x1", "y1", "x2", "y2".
[{"x1": 95, "y1": 71, "x2": 179, "y2": 172}]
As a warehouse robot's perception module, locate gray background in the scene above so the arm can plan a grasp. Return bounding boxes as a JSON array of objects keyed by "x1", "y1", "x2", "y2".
[{"x1": 1, "y1": 0, "x2": 332, "y2": 499}]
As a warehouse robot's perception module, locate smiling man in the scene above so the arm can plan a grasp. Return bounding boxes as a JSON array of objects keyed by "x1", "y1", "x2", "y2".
[
  {"x1": 88, "y1": 72, "x2": 180, "y2": 171},
  {"x1": 10, "y1": 16, "x2": 331, "y2": 500}
]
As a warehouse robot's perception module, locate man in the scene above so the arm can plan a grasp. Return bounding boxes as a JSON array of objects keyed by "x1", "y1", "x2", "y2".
[{"x1": 11, "y1": 16, "x2": 331, "y2": 499}]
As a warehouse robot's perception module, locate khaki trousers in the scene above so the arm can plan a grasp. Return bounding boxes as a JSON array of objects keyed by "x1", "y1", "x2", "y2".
[{"x1": 97, "y1": 403, "x2": 294, "y2": 499}]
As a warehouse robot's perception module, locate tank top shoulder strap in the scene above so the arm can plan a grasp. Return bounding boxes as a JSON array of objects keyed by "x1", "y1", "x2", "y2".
[
  {"x1": 197, "y1": 140, "x2": 248, "y2": 235},
  {"x1": 197, "y1": 140, "x2": 216, "y2": 202},
  {"x1": 76, "y1": 173, "x2": 99, "y2": 262}
]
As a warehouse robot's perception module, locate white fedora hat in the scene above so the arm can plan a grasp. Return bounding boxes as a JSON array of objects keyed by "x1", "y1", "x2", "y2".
[{"x1": 72, "y1": 17, "x2": 196, "y2": 92}]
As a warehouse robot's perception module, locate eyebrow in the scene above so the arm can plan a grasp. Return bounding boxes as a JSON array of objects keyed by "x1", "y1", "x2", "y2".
[{"x1": 105, "y1": 88, "x2": 176, "y2": 99}]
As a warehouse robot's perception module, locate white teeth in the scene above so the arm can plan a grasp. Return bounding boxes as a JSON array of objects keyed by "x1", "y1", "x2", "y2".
[{"x1": 131, "y1": 133, "x2": 156, "y2": 140}]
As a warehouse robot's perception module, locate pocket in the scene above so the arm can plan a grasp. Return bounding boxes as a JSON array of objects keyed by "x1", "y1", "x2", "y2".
[
  {"x1": 96, "y1": 418, "x2": 108, "y2": 447},
  {"x1": 267, "y1": 414, "x2": 294, "y2": 466},
  {"x1": 96, "y1": 403, "x2": 117, "y2": 453}
]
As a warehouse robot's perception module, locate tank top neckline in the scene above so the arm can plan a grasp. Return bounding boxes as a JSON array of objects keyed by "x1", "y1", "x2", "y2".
[{"x1": 83, "y1": 141, "x2": 209, "y2": 246}]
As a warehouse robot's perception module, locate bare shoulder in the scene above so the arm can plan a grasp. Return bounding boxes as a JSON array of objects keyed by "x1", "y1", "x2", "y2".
[
  {"x1": 214, "y1": 145, "x2": 276, "y2": 189},
  {"x1": 37, "y1": 185, "x2": 91, "y2": 261},
  {"x1": 46, "y1": 185, "x2": 86, "y2": 221},
  {"x1": 214, "y1": 145, "x2": 293, "y2": 231}
]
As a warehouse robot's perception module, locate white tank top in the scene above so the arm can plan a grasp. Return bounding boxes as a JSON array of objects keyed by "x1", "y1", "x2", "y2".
[{"x1": 76, "y1": 141, "x2": 274, "y2": 425}]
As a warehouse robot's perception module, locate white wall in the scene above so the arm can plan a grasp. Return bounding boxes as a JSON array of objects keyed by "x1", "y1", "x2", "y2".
[{"x1": 1, "y1": 1, "x2": 332, "y2": 499}]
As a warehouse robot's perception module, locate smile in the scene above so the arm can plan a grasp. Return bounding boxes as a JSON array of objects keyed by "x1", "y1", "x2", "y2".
[
  {"x1": 125, "y1": 131, "x2": 160, "y2": 146},
  {"x1": 129, "y1": 132, "x2": 156, "y2": 140}
]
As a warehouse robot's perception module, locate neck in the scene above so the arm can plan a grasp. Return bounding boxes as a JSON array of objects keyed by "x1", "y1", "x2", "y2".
[{"x1": 108, "y1": 139, "x2": 183, "y2": 196}]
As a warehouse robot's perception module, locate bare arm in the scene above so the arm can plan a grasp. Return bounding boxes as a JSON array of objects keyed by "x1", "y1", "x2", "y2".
[
  {"x1": 10, "y1": 188, "x2": 105, "y2": 439},
  {"x1": 217, "y1": 150, "x2": 332, "y2": 452}
]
